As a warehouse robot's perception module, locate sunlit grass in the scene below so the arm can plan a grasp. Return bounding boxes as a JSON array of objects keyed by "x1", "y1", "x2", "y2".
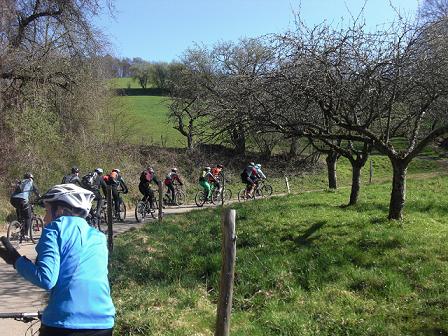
[{"x1": 111, "y1": 175, "x2": 448, "y2": 335}]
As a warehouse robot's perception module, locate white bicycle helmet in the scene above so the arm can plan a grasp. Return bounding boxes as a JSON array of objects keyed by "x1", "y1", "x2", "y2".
[
  {"x1": 112, "y1": 168, "x2": 120, "y2": 173},
  {"x1": 95, "y1": 168, "x2": 103, "y2": 174},
  {"x1": 41, "y1": 184, "x2": 95, "y2": 217}
]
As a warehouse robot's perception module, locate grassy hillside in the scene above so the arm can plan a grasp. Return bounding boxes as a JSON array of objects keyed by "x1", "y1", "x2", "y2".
[
  {"x1": 110, "y1": 95, "x2": 185, "y2": 147},
  {"x1": 110, "y1": 175, "x2": 448, "y2": 335},
  {"x1": 110, "y1": 77, "x2": 143, "y2": 89}
]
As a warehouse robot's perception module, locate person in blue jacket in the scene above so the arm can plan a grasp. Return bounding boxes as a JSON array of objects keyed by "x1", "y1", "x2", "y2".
[
  {"x1": 10, "y1": 172, "x2": 40, "y2": 239},
  {"x1": 0, "y1": 183, "x2": 115, "y2": 336}
]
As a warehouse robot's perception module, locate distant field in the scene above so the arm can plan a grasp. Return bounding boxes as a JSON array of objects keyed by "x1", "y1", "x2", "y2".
[
  {"x1": 110, "y1": 77, "x2": 144, "y2": 89},
  {"x1": 110, "y1": 88, "x2": 186, "y2": 147}
]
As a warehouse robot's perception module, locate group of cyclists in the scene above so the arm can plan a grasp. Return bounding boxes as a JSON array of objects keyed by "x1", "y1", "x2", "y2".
[{"x1": 8, "y1": 161, "x2": 268, "y2": 237}]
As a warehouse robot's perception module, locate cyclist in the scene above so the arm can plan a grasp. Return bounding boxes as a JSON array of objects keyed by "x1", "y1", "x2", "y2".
[
  {"x1": 164, "y1": 168, "x2": 183, "y2": 204},
  {"x1": 0, "y1": 184, "x2": 115, "y2": 335},
  {"x1": 82, "y1": 168, "x2": 107, "y2": 220},
  {"x1": 241, "y1": 162, "x2": 258, "y2": 198},
  {"x1": 10, "y1": 173, "x2": 40, "y2": 239},
  {"x1": 139, "y1": 167, "x2": 160, "y2": 210},
  {"x1": 254, "y1": 164, "x2": 267, "y2": 180},
  {"x1": 61, "y1": 166, "x2": 82, "y2": 186},
  {"x1": 211, "y1": 164, "x2": 224, "y2": 195},
  {"x1": 199, "y1": 167, "x2": 216, "y2": 202},
  {"x1": 105, "y1": 168, "x2": 129, "y2": 219}
]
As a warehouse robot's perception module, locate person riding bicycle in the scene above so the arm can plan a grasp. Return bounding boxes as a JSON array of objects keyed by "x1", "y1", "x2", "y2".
[
  {"x1": 61, "y1": 166, "x2": 82, "y2": 186},
  {"x1": 104, "y1": 168, "x2": 129, "y2": 219},
  {"x1": 199, "y1": 167, "x2": 216, "y2": 202},
  {"x1": 0, "y1": 184, "x2": 115, "y2": 336},
  {"x1": 254, "y1": 163, "x2": 266, "y2": 182},
  {"x1": 241, "y1": 162, "x2": 259, "y2": 197},
  {"x1": 10, "y1": 173, "x2": 40, "y2": 239},
  {"x1": 211, "y1": 164, "x2": 224, "y2": 195},
  {"x1": 139, "y1": 167, "x2": 159, "y2": 210},
  {"x1": 164, "y1": 168, "x2": 183, "y2": 204},
  {"x1": 82, "y1": 168, "x2": 107, "y2": 220}
]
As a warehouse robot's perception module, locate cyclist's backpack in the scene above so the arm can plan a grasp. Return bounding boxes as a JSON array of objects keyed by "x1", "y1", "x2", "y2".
[
  {"x1": 12, "y1": 179, "x2": 24, "y2": 194},
  {"x1": 62, "y1": 174, "x2": 77, "y2": 184},
  {"x1": 103, "y1": 174, "x2": 111, "y2": 184},
  {"x1": 240, "y1": 170, "x2": 247, "y2": 183},
  {"x1": 82, "y1": 172, "x2": 97, "y2": 189}
]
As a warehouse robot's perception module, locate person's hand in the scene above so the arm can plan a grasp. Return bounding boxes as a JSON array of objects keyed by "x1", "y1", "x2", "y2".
[{"x1": 0, "y1": 237, "x2": 21, "y2": 267}]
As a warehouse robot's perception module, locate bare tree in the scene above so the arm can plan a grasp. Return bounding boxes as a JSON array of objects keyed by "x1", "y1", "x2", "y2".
[
  {"x1": 419, "y1": 0, "x2": 448, "y2": 21},
  {"x1": 281, "y1": 19, "x2": 448, "y2": 219}
]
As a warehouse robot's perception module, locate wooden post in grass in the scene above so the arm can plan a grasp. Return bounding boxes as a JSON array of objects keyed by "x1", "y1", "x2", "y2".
[
  {"x1": 369, "y1": 159, "x2": 373, "y2": 184},
  {"x1": 284, "y1": 175, "x2": 291, "y2": 194},
  {"x1": 106, "y1": 185, "x2": 113, "y2": 252},
  {"x1": 215, "y1": 209, "x2": 236, "y2": 336},
  {"x1": 158, "y1": 181, "x2": 163, "y2": 222}
]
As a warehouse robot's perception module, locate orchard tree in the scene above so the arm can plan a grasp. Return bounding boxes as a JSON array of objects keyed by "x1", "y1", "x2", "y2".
[{"x1": 283, "y1": 20, "x2": 448, "y2": 219}]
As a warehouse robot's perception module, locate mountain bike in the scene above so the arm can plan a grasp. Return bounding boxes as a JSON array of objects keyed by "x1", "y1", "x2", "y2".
[
  {"x1": 163, "y1": 183, "x2": 186, "y2": 206},
  {"x1": 195, "y1": 183, "x2": 230, "y2": 207},
  {"x1": 7, "y1": 204, "x2": 44, "y2": 245},
  {"x1": 256, "y1": 179, "x2": 273, "y2": 196},
  {"x1": 195, "y1": 184, "x2": 217, "y2": 207},
  {"x1": 0, "y1": 311, "x2": 41, "y2": 335},
  {"x1": 135, "y1": 192, "x2": 158, "y2": 222},
  {"x1": 238, "y1": 184, "x2": 262, "y2": 202}
]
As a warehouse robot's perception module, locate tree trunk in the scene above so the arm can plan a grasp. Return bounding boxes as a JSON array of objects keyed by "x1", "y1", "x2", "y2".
[
  {"x1": 289, "y1": 137, "x2": 298, "y2": 157},
  {"x1": 326, "y1": 151, "x2": 339, "y2": 189},
  {"x1": 349, "y1": 162, "x2": 362, "y2": 205},
  {"x1": 187, "y1": 119, "x2": 194, "y2": 149},
  {"x1": 388, "y1": 158, "x2": 408, "y2": 220},
  {"x1": 232, "y1": 128, "x2": 246, "y2": 155}
]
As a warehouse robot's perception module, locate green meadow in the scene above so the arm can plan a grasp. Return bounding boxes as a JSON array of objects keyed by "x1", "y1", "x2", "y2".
[{"x1": 110, "y1": 173, "x2": 448, "y2": 335}]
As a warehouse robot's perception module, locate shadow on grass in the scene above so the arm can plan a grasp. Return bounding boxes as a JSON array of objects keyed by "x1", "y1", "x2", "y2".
[{"x1": 281, "y1": 221, "x2": 326, "y2": 246}]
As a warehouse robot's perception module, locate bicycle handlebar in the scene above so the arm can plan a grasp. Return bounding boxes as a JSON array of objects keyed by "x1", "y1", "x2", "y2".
[{"x1": 0, "y1": 312, "x2": 42, "y2": 320}]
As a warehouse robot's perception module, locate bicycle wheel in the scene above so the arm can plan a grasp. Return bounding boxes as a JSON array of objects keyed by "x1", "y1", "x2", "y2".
[
  {"x1": 118, "y1": 201, "x2": 127, "y2": 221},
  {"x1": 222, "y1": 189, "x2": 232, "y2": 203},
  {"x1": 174, "y1": 190, "x2": 186, "y2": 206},
  {"x1": 261, "y1": 184, "x2": 273, "y2": 196},
  {"x1": 195, "y1": 191, "x2": 206, "y2": 207},
  {"x1": 238, "y1": 189, "x2": 248, "y2": 202},
  {"x1": 211, "y1": 190, "x2": 219, "y2": 205},
  {"x1": 7, "y1": 220, "x2": 22, "y2": 244},
  {"x1": 254, "y1": 187, "x2": 264, "y2": 199},
  {"x1": 30, "y1": 216, "x2": 44, "y2": 243},
  {"x1": 135, "y1": 201, "x2": 146, "y2": 223}
]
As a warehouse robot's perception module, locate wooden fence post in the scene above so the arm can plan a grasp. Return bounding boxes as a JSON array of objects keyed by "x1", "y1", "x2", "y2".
[
  {"x1": 215, "y1": 209, "x2": 237, "y2": 336},
  {"x1": 106, "y1": 185, "x2": 113, "y2": 252},
  {"x1": 158, "y1": 181, "x2": 163, "y2": 222},
  {"x1": 284, "y1": 175, "x2": 291, "y2": 194},
  {"x1": 369, "y1": 159, "x2": 373, "y2": 184}
]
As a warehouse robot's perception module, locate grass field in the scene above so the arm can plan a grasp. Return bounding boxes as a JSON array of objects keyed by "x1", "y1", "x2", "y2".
[
  {"x1": 110, "y1": 173, "x2": 448, "y2": 335},
  {"x1": 111, "y1": 95, "x2": 186, "y2": 147},
  {"x1": 110, "y1": 77, "x2": 144, "y2": 89}
]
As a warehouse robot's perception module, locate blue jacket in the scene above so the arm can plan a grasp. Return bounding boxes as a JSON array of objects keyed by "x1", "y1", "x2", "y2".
[
  {"x1": 11, "y1": 179, "x2": 38, "y2": 203},
  {"x1": 15, "y1": 216, "x2": 115, "y2": 329}
]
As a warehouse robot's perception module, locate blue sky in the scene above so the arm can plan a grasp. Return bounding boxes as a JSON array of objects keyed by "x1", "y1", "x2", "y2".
[{"x1": 95, "y1": 0, "x2": 421, "y2": 62}]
